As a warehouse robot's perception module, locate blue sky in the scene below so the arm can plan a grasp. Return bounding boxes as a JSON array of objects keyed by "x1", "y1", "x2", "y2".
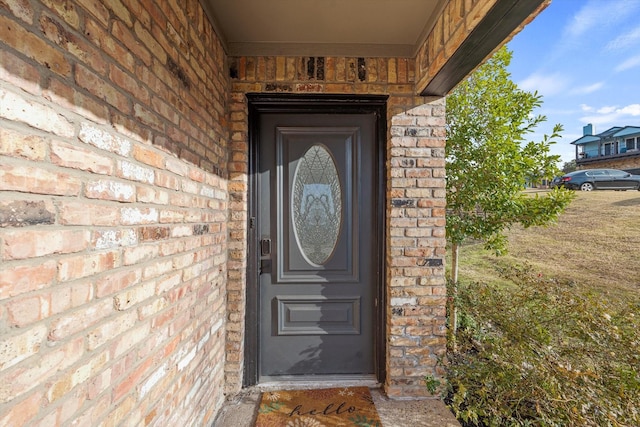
[{"x1": 506, "y1": 0, "x2": 640, "y2": 164}]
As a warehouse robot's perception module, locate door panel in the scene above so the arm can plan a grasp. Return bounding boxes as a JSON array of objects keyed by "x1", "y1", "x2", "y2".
[
  {"x1": 258, "y1": 113, "x2": 376, "y2": 379},
  {"x1": 587, "y1": 170, "x2": 611, "y2": 189}
]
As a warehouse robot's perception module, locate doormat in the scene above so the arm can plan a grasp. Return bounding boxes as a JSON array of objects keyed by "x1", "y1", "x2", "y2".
[{"x1": 255, "y1": 387, "x2": 382, "y2": 427}]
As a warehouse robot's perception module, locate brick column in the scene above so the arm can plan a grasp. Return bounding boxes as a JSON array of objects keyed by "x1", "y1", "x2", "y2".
[{"x1": 385, "y1": 99, "x2": 448, "y2": 398}]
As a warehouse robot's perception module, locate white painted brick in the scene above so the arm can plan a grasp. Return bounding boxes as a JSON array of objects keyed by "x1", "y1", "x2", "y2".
[
  {"x1": 78, "y1": 123, "x2": 131, "y2": 156},
  {"x1": 120, "y1": 207, "x2": 158, "y2": 225},
  {"x1": 119, "y1": 161, "x2": 155, "y2": 184},
  {"x1": 177, "y1": 346, "x2": 196, "y2": 371},
  {"x1": 86, "y1": 179, "x2": 136, "y2": 202},
  {"x1": 200, "y1": 186, "x2": 215, "y2": 198},
  {"x1": 0, "y1": 88, "x2": 75, "y2": 138},
  {"x1": 140, "y1": 363, "x2": 167, "y2": 398},
  {"x1": 390, "y1": 297, "x2": 417, "y2": 306}
]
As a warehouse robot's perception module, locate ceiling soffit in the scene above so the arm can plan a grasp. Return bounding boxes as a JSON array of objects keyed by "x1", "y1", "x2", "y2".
[{"x1": 200, "y1": 0, "x2": 447, "y2": 58}]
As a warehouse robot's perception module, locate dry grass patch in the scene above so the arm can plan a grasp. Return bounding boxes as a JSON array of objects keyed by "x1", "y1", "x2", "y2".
[
  {"x1": 459, "y1": 189, "x2": 640, "y2": 300},
  {"x1": 446, "y1": 190, "x2": 640, "y2": 426}
]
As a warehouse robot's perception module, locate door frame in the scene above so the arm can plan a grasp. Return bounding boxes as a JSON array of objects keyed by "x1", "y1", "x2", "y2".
[{"x1": 244, "y1": 93, "x2": 388, "y2": 387}]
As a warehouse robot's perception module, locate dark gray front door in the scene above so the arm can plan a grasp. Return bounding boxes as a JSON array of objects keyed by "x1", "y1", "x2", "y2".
[{"x1": 257, "y1": 112, "x2": 378, "y2": 380}]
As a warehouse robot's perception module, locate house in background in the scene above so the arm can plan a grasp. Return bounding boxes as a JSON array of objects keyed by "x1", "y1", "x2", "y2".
[
  {"x1": 0, "y1": 0, "x2": 549, "y2": 425},
  {"x1": 572, "y1": 124, "x2": 640, "y2": 174}
]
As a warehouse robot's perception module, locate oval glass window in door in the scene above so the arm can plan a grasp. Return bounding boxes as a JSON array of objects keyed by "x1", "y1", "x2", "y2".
[{"x1": 292, "y1": 144, "x2": 342, "y2": 266}]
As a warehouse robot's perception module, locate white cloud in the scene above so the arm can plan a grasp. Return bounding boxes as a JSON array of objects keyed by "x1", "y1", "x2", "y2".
[
  {"x1": 564, "y1": 0, "x2": 640, "y2": 38},
  {"x1": 565, "y1": 3, "x2": 603, "y2": 38},
  {"x1": 518, "y1": 73, "x2": 569, "y2": 97},
  {"x1": 619, "y1": 104, "x2": 640, "y2": 115},
  {"x1": 606, "y1": 25, "x2": 640, "y2": 50},
  {"x1": 580, "y1": 104, "x2": 594, "y2": 112},
  {"x1": 569, "y1": 82, "x2": 604, "y2": 95},
  {"x1": 580, "y1": 103, "x2": 640, "y2": 125},
  {"x1": 597, "y1": 106, "x2": 618, "y2": 114},
  {"x1": 615, "y1": 54, "x2": 640, "y2": 72}
]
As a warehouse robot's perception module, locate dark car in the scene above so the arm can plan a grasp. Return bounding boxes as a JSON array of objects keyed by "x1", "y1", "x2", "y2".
[
  {"x1": 559, "y1": 168, "x2": 640, "y2": 191},
  {"x1": 549, "y1": 176, "x2": 562, "y2": 188}
]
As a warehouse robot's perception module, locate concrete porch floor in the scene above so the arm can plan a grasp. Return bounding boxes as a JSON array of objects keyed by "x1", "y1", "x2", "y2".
[{"x1": 212, "y1": 387, "x2": 461, "y2": 427}]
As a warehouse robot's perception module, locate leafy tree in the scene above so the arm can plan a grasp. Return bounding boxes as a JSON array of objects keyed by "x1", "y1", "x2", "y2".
[
  {"x1": 562, "y1": 159, "x2": 577, "y2": 173},
  {"x1": 445, "y1": 46, "x2": 575, "y2": 340}
]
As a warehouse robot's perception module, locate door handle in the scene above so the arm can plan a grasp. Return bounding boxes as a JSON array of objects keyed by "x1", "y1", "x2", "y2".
[
  {"x1": 259, "y1": 238, "x2": 272, "y2": 275},
  {"x1": 260, "y1": 259, "x2": 272, "y2": 274}
]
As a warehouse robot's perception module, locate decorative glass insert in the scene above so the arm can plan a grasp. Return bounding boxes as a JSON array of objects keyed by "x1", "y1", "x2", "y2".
[{"x1": 292, "y1": 145, "x2": 342, "y2": 266}]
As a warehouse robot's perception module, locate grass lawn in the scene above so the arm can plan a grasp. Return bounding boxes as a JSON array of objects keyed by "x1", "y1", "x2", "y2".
[
  {"x1": 457, "y1": 189, "x2": 640, "y2": 301},
  {"x1": 447, "y1": 189, "x2": 640, "y2": 426}
]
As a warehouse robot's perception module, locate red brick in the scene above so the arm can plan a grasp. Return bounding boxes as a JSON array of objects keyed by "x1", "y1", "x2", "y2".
[
  {"x1": 55, "y1": 385, "x2": 87, "y2": 425},
  {"x1": 0, "y1": 391, "x2": 43, "y2": 426},
  {"x1": 113, "y1": 281, "x2": 155, "y2": 310},
  {"x1": 3, "y1": 229, "x2": 89, "y2": 260},
  {"x1": 111, "y1": 20, "x2": 152, "y2": 66},
  {"x1": 47, "y1": 350, "x2": 109, "y2": 403},
  {"x1": 0, "y1": 337, "x2": 83, "y2": 403},
  {"x1": 0, "y1": 261, "x2": 56, "y2": 300},
  {"x1": 0, "y1": 48, "x2": 41, "y2": 95},
  {"x1": 134, "y1": 21, "x2": 167, "y2": 64},
  {"x1": 44, "y1": 77, "x2": 110, "y2": 124},
  {"x1": 155, "y1": 171, "x2": 181, "y2": 191},
  {"x1": 153, "y1": 96, "x2": 181, "y2": 125},
  {"x1": 123, "y1": 244, "x2": 159, "y2": 266},
  {"x1": 76, "y1": 0, "x2": 110, "y2": 27},
  {"x1": 113, "y1": 357, "x2": 154, "y2": 401},
  {"x1": 40, "y1": 0, "x2": 81, "y2": 29},
  {"x1": 51, "y1": 140, "x2": 114, "y2": 174},
  {"x1": 50, "y1": 280, "x2": 94, "y2": 314},
  {"x1": 0, "y1": 164, "x2": 82, "y2": 196},
  {"x1": 0, "y1": 128, "x2": 47, "y2": 160},
  {"x1": 137, "y1": 296, "x2": 169, "y2": 320},
  {"x1": 136, "y1": 185, "x2": 170, "y2": 204},
  {"x1": 103, "y1": 394, "x2": 136, "y2": 427},
  {"x1": 95, "y1": 268, "x2": 141, "y2": 298},
  {"x1": 59, "y1": 201, "x2": 120, "y2": 226},
  {"x1": 87, "y1": 367, "x2": 112, "y2": 400},
  {"x1": 104, "y1": 0, "x2": 133, "y2": 27},
  {"x1": 133, "y1": 145, "x2": 165, "y2": 169},
  {"x1": 133, "y1": 103, "x2": 165, "y2": 131},
  {"x1": 0, "y1": 324, "x2": 47, "y2": 370},
  {"x1": 109, "y1": 63, "x2": 150, "y2": 104},
  {"x1": 0, "y1": 14, "x2": 70, "y2": 76},
  {"x1": 75, "y1": 65, "x2": 131, "y2": 113},
  {"x1": 48, "y1": 299, "x2": 114, "y2": 341},
  {"x1": 84, "y1": 17, "x2": 135, "y2": 73},
  {"x1": 120, "y1": 0, "x2": 152, "y2": 29},
  {"x1": 86, "y1": 311, "x2": 137, "y2": 350},
  {"x1": 57, "y1": 251, "x2": 121, "y2": 282}
]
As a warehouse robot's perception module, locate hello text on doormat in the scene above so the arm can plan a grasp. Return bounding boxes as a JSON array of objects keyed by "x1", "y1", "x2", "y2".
[{"x1": 254, "y1": 386, "x2": 382, "y2": 426}]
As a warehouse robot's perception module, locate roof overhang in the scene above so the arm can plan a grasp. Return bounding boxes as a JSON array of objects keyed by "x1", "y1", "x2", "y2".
[
  {"x1": 200, "y1": 0, "x2": 448, "y2": 58},
  {"x1": 420, "y1": 0, "x2": 548, "y2": 96},
  {"x1": 199, "y1": 0, "x2": 548, "y2": 96}
]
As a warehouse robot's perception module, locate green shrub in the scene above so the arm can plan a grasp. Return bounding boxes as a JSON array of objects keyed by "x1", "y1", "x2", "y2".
[{"x1": 443, "y1": 264, "x2": 640, "y2": 426}]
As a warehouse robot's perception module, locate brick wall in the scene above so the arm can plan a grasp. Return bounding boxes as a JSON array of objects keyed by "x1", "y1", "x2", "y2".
[
  {"x1": 226, "y1": 56, "x2": 447, "y2": 398},
  {"x1": 415, "y1": 0, "x2": 496, "y2": 91},
  {"x1": 1, "y1": 0, "x2": 229, "y2": 425},
  {"x1": 578, "y1": 156, "x2": 640, "y2": 171}
]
